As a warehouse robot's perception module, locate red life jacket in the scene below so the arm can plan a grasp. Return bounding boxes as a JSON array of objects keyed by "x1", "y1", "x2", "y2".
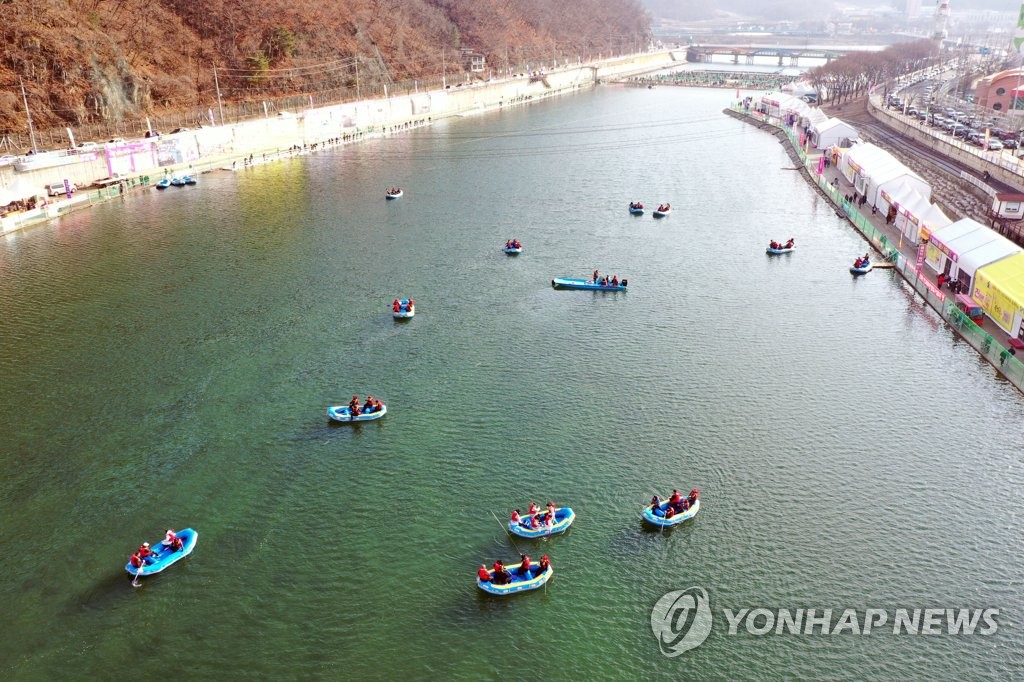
[
  {"x1": 521, "y1": 557, "x2": 531, "y2": 571},
  {"x1": 477, "y1": 567, "x2": 491, "y2": 581},
  {"x1": 139, "y1": 546, "x2": 152, "y2": 558},
  {"x1": 130, "y1": 554, "x2": 143, "y2": 568}
]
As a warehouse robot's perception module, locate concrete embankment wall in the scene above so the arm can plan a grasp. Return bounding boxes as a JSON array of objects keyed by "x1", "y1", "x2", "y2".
[{"x1": 1, "y1": 51, "x2": 675, "y2": 235}]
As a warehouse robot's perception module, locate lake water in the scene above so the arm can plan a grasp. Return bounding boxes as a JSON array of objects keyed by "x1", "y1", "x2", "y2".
[{"x1": 0, "y1": 86, "x2": 1020, "y2": 678}]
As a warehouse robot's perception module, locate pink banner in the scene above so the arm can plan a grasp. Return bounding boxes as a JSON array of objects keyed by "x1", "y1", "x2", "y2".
[{"x1": 816, "y1": 156, "x2": 825, "y2": 175}]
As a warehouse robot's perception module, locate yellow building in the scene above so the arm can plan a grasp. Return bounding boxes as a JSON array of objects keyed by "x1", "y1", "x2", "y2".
[{"x1": 972, "y1": 252, "x2": 1024, "y2": 336}]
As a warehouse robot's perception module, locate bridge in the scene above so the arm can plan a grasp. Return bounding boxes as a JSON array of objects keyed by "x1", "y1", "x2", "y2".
[{"x1": 684, "y1": 45, "x2": 854, "y2": 66}]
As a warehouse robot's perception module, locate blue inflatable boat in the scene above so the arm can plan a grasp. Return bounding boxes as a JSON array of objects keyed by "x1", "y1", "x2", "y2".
[
  {"x1": 850, "y1": 261, "x2": 872, "y2": 275},
  {"x1": 183, "y1": 175, "x2": 197, "y2": 186},
  {"x1": 124, "y1": 528, "x2": 198, "y2": 577},
  {"x1": 642, "y1": 498, "x2": 700, "y2": 527},
  {"x1": 392, "y1": 300, "x2": 414, "y2": 319},
  {"x1": 155, "y1": 179, "x2": 170, "y2": 189},
  {"x1": 170, "y1": 177, "x2": 186, "y2": 187},
  {"x1": 508, "y1": 507, "x2": 575, "y2": 538},
  {"x1": 629, "y1": 206, "x2": 645, "y2": 215},
  {"x1": 766, "y1": 246, "x2": 795, "y2": 255},
  {"x1": 552, "y1": 277, "x2": 627, "y2": 291},
  {"x1": 386, "y1": 189, "x2": 403, "y2": 199},
  {"x1": 477, "y1": 562, "x2": 553, "y2": 596},
  {"x1": 327, "y1": 402, "x2": 387, "y2": 422},
  {"x1": 503, "y1": 245, "x2": 523, "y2": 255}
]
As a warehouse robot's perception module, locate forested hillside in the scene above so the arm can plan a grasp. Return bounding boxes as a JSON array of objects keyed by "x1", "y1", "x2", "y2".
[{"x1": 0, "y1": 0, "x2": 650, "y2": 132}]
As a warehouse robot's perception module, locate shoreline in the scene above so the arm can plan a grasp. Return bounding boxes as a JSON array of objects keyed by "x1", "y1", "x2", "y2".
[
  {"x1": 724, "y1": 105, "x2": 1024, "y2": 395},
  {"x1": 1, "y1": 51, "x2": 679, "y2": 237}
]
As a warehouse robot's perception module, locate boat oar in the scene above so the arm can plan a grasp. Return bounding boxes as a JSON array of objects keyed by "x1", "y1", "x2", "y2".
[
  {"x1": 131, "y1": 562, "x2": 144, "y2": 587},
  {"x1": 490, "y1": 510, "x2": 524, "y2": 556}
]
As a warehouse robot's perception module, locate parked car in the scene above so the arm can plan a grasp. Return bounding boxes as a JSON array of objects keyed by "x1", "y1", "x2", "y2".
[
  {"x1": 170, "y1": 127, "x2": 190, "y2": 134},
  {"x1": 1002, "y1": 138, "x2": 1018, "y2": 150},
  {"x1": 987, "y1": 139, "x2": 1004, "y2": 151},
  {"x1": 76, "y1": 141, "x2": 99, "y2": 151},
  {"x1": 144, "y1": 130, "x2": 162, "y2": 138},
  {"x1": 46, "y1": 181, "x2": 77, "y2": 196},
  {"x1": 0, "y1": 154, "x2": 18, "y2": 166}
]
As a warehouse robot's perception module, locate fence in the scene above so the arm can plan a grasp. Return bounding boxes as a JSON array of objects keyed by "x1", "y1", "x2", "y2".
[{"x1": 729, "y1": 103, "x2": 1024, "y2": 393}]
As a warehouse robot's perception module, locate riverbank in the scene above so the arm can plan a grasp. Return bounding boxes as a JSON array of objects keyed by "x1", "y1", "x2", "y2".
[
  {"x1": 724, "y1": 104, "x2": 1024, "y2": 394},
  {"x1": 1, "y1": 51, "x2": 678, "y2": 237}
]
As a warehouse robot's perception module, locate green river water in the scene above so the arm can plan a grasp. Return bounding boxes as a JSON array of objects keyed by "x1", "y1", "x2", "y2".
[{"x1": 0, "y1": 87, "x2": 1020, "y2": 679}]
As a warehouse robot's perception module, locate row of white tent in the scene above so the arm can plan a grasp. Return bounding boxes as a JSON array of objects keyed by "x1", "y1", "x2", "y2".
[
  {"x1": 758, "y1": 92, "x2": 858, "y2": 150},
  {"x1": 838, "y1": 142, "x2": 950, "y2": 246}
]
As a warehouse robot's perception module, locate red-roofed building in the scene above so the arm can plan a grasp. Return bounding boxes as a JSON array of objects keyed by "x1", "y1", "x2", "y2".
[{"x1": 975, "y1": 68, "x2": 1024, "y2": 112}]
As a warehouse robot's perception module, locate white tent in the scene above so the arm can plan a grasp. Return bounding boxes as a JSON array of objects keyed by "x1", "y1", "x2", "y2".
[
  {"x1": 924, "y1": 218, "x2": 988, "y2": 273},
  {"x1": 840, "y1": 142, "x2": 930, "y2": 208},
  {"x1": 918, "y1": 203, "x2": 952, "y2": 239},
  {"x1": 952, "y1": 236, "x2": 1022, "y2": 290},
  {"x1": 811, "y1": 117, "x2": 857, "y2": 150}
]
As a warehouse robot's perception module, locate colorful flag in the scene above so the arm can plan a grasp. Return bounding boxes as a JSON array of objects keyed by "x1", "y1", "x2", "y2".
[
  {"x1": 817, "y1": 155, "x2": 825, "y2": 175},
  {"x1": 1015, "y1": 3, "x2": 1024, "y2": 54}
]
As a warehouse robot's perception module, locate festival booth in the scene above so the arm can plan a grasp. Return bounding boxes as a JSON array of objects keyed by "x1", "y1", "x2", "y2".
[
  {"x1": 758, "y1": 92, "x2": 806, "y2": 120},
  {"x1": 972, "y1": 252, "x2": 1024, "y2": 335},
  {"x1": 923, "y1": 218, "x2": 991, "y2": 275},
  {"x1": 809, "y1": 117, "x2": 858, "y2": 150},
  {"x1": 949, "y1": 233, "x2": 1022, "y2": 293},
  {"x1": 840, "y1": 143, "x2": 930, "y2": 209}
]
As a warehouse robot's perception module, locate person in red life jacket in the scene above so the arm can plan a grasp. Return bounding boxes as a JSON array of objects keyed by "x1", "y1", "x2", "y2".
[
  {"x1": 393, "y1": 299, "x2": 401, "y2": 312},
  {"x1": 593, "y1": 269, "x2": 599, "y2": 283},
  {"x1": 161, "y1": 529, "x2": 177, "y2": 552},
  {"x1": 477, "y1": 564, "x2": 491, "y2": 582},
  {"x1": 544, "y1": 513, "x2": 554, "y2": 530},
  {"x1": 374, "y1": 398, "x2": 384, "y2": 413},
  {"x1": 407, "y1": 299, "x2": 414, "y2": 311},
  {"x1": 138, "y1": 542, "x2": 156, "y2": 564},
  {"x1": 129, "y1": 552, "x2": 144, "y2": 569},
  {"x1": 170, "y1": 535, "x2": 184, "y2": 552},
  {"x1": 679, "y1": 497, "x2": 690, "y2": 513},
  {"x1": 537, "y1": 555, "x2": 551, "y2": 573},
  {"x1": 611, "y1": 276, "x2": 619, "y2": 286},
  {"x1": 669, "y1": 489, "x2": 681, "y2": 505},
  {"x1": 528, "y1": 502, "x2": 539, "y2": 515},
  {"x1": 349, "y1": 395, "x2": 360, "y2": 411},
  {"x1": 493, "y1": 559, "x2": 504, "y2": 574},
  {"x1": 664, "y1": 506, "x2": 675, "y2": 519},
  {"x1": 506, "y1": 240, "x2": 512, "y2": 248},
  {"x1": 529, "y1": 514, "x2": 541, "y2": 530},
  {"x1": 510, "y1": 509, "x2": 521, "y2": 525},
  {"x1": 518, "y1": 554, "x2": 532, "y2": 577},
  {"x1": 689, "y1": 489, "x2": 700, "y2": 504},
  {"x1": 363, "y1": 395, "x2": 375, "y2": 413}
]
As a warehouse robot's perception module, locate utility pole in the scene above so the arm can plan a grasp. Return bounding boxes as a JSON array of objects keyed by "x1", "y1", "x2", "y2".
[
  {"x1": 355, "y1": 60, "x2": 360, "y2": 99},
  {"x1": 213, "y1": 66, "x2": 225, "y2": 126},
  {"x1": 20, "y1": 77, "x2": 38, "y2": 153},
  {"x1": 442, "y1": 47, "x2": 446, "y2": 88}
]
